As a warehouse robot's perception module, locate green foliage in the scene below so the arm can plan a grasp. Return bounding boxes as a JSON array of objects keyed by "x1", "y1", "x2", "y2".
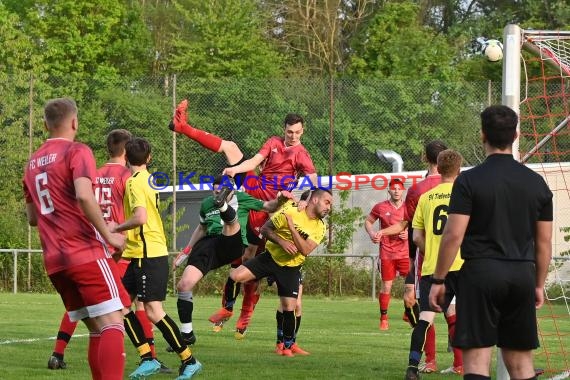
[
  {"x1": 325, "y1": 190, "x2": 364, "y2": 254},
  {"x1": 6, "y1": 0, "x2": 151, "y2": 88},
  {"x1": 169, "y1": 0, "x2": 284, "y2": 78},
  {"x1": 348, "y1": 2, "x2": 458, "y2": 81},
  {"x1": 559, "y1": 226, "x2": 570, "y2": 257},
  {"x1": 160, "y1": 196, "x2": 190, "y2": 251}
]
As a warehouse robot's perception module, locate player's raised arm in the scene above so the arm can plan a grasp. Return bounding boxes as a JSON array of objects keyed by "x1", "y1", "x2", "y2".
[
  {"x1": 223, "y1": 153, "x2": 265, "y2": 178},
  {"x1": 284, "y1": 213, "x2": 318, "y2": 256}
]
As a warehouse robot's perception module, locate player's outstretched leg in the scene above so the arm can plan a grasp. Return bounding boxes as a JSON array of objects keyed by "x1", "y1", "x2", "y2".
[
  {"x1": 48, "y1": 312, "x2": 78, "y2": 369},
  {"x1": 234, "y1": 280, "x2": 260, "y2": 339},
  {"x1": 169, "y1": 100, "x2": 223, "y2": 153},
  {"x1": 209, "y1": 273, "x2": 240, "y2": 332}
]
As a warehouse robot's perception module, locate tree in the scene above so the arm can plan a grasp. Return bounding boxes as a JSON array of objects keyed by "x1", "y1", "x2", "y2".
[
  {"x1": 5, "y1": 0, "x2": 152, "y2": 89},
  {"x1": 0, "y1": 4, "x2": 43, "y2": 248},
  {"x1": 348, "y1": 2, "x2": 458, "y2": 81},
  {"x1": 169, "y1": 0, "x2": 284, "y2": 78},
  {"x1": 265, "y1": 0, "x2": 378, "y2": 76}
]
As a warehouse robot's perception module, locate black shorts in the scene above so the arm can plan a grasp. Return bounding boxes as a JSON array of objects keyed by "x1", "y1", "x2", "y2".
[
  {"x1": 122, "y1": 256, "x2": 169, "y2": 302},
  {"x1": 246, "y1": 224, "x2": 263, "y2": 246},
  {"x1": 244, "y1": 251, "x2": 302, "y2": 298},
  {"x1": 454, "y1": 259, "x2": 538, "y2": 350},
  {"x1": 187, "y1": 232, "x2": 244, "y2": 276},
  {"x1": 418, "y1": 271, "x2": 458, "y2": 313}
]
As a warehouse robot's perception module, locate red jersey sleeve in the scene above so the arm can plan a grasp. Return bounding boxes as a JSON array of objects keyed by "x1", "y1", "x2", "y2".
[
  {"x1": 69, "y1": 144, "x2": 97, "y2": 183},
  {"x1": 257, "y1": 137, "x2": 275, "y2": 158},
  {"x1": 404, "y1": 186, "x2": 419, "y2": 222},
  {"x1": 368, "y1": 203, "x2": 382, "y2": 221},
  {"x1": 295, "y1": 148, "x2": 316, "y2": 175}
]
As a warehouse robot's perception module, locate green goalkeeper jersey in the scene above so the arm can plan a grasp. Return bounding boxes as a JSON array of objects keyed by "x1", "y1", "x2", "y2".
[{"x1": 199, "y1": 191, "x2": 264, "y2": 246}]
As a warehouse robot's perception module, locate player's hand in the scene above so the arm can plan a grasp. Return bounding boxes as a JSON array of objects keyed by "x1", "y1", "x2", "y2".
[
  {"x1": 172, "y1": 246, "x2": 191, "y2": 270},
  {"x1": 279, "y1": 190, "x2": 296, "y2": 201},
  {"x1": 535, "y1": 287, "x2": 545, "y2": 309},
  {"x1": 428, "y1": 283, "x2": 446, "y2": 312},
  {"x1": 297, "y1": 200, "x2": 308, "y2": 211},
  {"x1": 242, "y1": 248, "x2": 256, "y2": 262},
  {"x1": 398, "y1": 229, "x2": 408, "y2": 241},
  {"x1": 107, "y1": 232, "x2": 126, "y2": 251},
  {"x1": 173, "y1": 99, "x2": 190, "y2": 130},
  {"x1": 280, "y1": 240, "x2": 297, "y2": 255},
  {"x1": 369, "y1": 231, "x2": 381, "y2": 244},
  {"x1": 222, "y1": 167, "x2": 238, "y2": 178}
]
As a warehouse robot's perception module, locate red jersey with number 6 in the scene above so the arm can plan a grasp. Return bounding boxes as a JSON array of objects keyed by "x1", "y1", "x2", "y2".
[{"x1": 23, "y1": 138, "x2": 109, "y2": 275}]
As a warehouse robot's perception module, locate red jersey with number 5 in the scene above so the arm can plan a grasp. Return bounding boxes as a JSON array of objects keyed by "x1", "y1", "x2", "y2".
[
  {"x1": 95, "y1": 163, "x2": 130, "y2": 224},
  {"x1": 23, "y1": 138, "x2": 109, "y2": 275}
]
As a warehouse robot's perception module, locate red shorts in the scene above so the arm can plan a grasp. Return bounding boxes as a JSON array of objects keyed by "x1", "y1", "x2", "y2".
[
  {"x1": 49, "y1": 258, "x2": 130, "y2": 322},
  {"x1": 378, "y1": 257, "x2": 410, "y2": 281},
  {"x1": 116, "y1": 258, "x2": 130, "y2": 278}
]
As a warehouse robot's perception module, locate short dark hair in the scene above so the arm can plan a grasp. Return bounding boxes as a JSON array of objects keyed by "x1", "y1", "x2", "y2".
[
  {"x1": 44, "y1": 98, "x2": 77, "y2": 129},
  {"x1": 481, "y1": 105, "x2": 518, "y2": 149},
  {"x1": 106, "y1": 129, "x2": 132, "y2": 158},
  {"x1": 283, "y1": 113, "x2": 304, "y2": 128},
  {"x1": 388, "y1": 178, "x2": 404, "y2": 190},
  {"x1": 425, "y1": 140, "x2": 448, "y2": 164},
  {"x1": 312, "y1": 188, "x2": 332, "y2": 198},
  {"x1": 125, "y1": 137, "x2": 151, "y2": 166},
  {"x1": 437, "y1": 149, "x2": 463, "y2": 177}
]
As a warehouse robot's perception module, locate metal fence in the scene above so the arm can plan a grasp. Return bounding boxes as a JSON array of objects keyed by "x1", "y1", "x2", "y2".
[
  {"x1": 0, "y1": 249, "x2": 379, "y2": 299},
  {"x1": 1, "y1": 75, "x2": 503, "y2": 176}
]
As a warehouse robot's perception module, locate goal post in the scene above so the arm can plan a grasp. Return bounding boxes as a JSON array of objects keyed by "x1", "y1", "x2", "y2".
[{"x1": 501, "y1": 24, "x2": 570, "y2": 380}]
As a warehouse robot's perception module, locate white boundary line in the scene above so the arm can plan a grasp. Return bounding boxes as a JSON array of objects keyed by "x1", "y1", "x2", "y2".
[{"x1": 0, "y1": 333, "x2": 89, "y2": 345}]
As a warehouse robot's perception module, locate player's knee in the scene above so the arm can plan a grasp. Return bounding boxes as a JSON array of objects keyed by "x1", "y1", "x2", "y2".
[
  {"x1": 222, "y1": 140, "x2": 243, "y2": 160},
  {"x1": 176, "y1": 278, "x2": 193, "y2": 292}
]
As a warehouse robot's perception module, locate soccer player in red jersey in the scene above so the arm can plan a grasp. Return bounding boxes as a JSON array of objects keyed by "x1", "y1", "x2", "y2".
[
  {"x1": 24, "y1": 98, "x2": 129, "y2": 380},
  {"x1": 379, "y1": 140, "x2": 448, "y2": 373},
  {"x1": 365, "y1": 178, "x2": 409, "y2": 331},
  {"x1": 47, "y1": 129, "x2": 171, "y2": 373},
  {"x1": 170, "y1": 99, "x2": 318, "y2": 338}
]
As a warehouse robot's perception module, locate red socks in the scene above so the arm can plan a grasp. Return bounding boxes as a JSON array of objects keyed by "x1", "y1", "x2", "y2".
[
  {"x1": 379, "y1": 293, "x2": 391, "y2": 318},
  {"x1": 424, "y1": 323, "x2": 436, "y2": 363},
  {"x1": 97, "y1": 324, "x2": 125, "y2": 380},
  {"x1": 53, "y1": 312, "x2": 78, "y2": 356},
  {"x1": 446, "y1": 314, "x2": 463, "y2": 367}
]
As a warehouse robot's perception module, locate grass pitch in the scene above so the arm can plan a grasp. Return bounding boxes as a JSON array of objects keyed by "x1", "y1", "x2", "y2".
[{"x1": 0, "y1": 293, "x2": 567, "y2": 379}]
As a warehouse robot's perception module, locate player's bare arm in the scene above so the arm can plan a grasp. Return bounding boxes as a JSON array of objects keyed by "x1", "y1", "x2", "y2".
[
  {"x1": 186, "y1": 224, "x2": 207, "y2": 249},
  {"x1": 412, "y1": 228, "x2": 426, "y2": 253},
  {"x1": 261, "y1": 219, "x2": 297, "y2": 255},
  {"x1": 113, "y1": 206, "x2": 147, "y2": 233},
  {"x1": 284, "y1": 213, "x2": 318, "y2": 256},
  {"x1": 25, "y1": 203, "x2": 38, "y2": 226},
  {"x1": 222, "y1": 153, "x2": 266, "y2": 178},
  {"x1": 173, "y1": 224, "x2": 207, "y2": 270},
  {"x1": 262, "y1": 191, "x2": 297, "y2": 213},
  {"x1": 380, "y1": 220, "x2": 408, "y2": 237},
  {"x1": 364, "y1": 215, "x2": 381, "y2": 244},
  {"x1": 75, "y1": 177, "x2": 124, "y2": 250},
  {"x1": 535, "y1": 220, "x2": 553, "y2": 308}
]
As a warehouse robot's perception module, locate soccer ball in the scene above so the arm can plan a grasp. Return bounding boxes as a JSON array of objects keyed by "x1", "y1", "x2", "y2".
[{"x1": 483, "y1": 39, "x2": 503, "y2": 62}]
